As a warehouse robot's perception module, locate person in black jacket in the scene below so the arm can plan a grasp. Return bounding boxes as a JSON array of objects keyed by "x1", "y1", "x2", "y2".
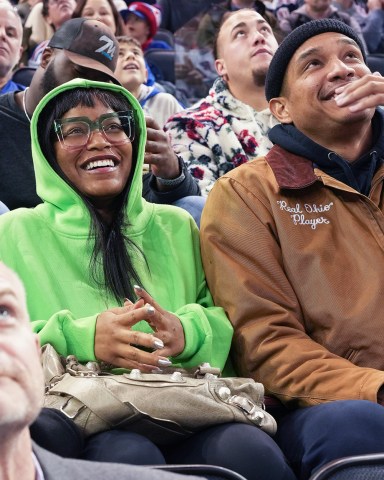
[{"x1": 0, "y1": 17, "x2": 202, "y2": 221}]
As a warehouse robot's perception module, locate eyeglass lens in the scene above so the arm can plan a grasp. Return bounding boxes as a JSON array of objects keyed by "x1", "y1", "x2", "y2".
[{"x1": 55, "y1": 112, "x2": 134, "y2": 149}]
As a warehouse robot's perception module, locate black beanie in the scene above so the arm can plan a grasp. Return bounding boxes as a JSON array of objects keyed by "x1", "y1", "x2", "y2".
[{"x1": 265, "y1": 19, "x2": 367, "y2": 101}]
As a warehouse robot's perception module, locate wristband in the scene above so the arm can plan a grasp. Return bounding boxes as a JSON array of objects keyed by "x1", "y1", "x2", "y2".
[{"x1": 156, "y1": 170, "x2": 186, "y2": 186}]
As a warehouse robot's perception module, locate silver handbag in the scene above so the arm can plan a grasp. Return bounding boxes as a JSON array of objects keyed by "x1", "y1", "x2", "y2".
[{"x1": 42, "y1": 344, "x2": 277, "y2": 445}]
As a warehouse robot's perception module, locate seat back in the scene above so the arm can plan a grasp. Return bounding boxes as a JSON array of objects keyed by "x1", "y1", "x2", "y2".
[
  {"x1": 145, "y1": 48, "x2": 175, "y2": 84},
  {"x1": 151, "y1": 464, "x2": 247, "y2": 480},
  {"x1": 309, "y1": 453, "x2": 384, "y2": 480},
  {"x1": 11, "y1": 67, "x2": 37, "y2": 87},
  {"x1": 154, "y1": 28, "x2": 175, "y2": 48}
]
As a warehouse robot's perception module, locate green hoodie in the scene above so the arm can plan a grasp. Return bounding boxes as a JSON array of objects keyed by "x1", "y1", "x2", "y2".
[{"x1": 0, "y1": 79, "x2": 233, "y2": 372}]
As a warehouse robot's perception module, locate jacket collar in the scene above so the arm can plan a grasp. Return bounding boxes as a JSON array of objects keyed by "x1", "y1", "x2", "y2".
[
  {"x1": 265, "y1": 145, "x2": 318, "y2": 189},
  {"x1": 266, "y1": 110, "x2": 384, "y2": 191},
  {"x1": 210, "y1": 77, "x2": 272, "y2": 121}
]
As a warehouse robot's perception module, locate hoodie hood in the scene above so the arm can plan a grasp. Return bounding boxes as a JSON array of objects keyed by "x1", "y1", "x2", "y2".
[{"x1": 30, "y1": 78, "x2": 147, "y2": 235}]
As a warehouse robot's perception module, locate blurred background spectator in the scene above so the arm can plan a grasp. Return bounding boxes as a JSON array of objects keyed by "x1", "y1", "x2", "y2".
[
  {"x1": 16, "y1": 0, "x2": 41, "y2": 25},
  {"x1": 24, "y1": 0, "x2": 75, "y2": 57},
  {"x1": 120, "y1": 1, "x2": 170, "y2": 49},
  {"x1": 0, "y1": 2, "x2": 26, "y2": 93},
  {"x1": 158, "y1": 0, "x2": 222, "y2": 33},
  {"x1": 72, "y1": 0, "x2": 126, "y2": 35},
  {"x1": 197, "y1": 0, "x2": 284, "y2": 48},
  {"x1": 29, "y1": 0, "x2": 124, "y2": 67},
  {"x1": 333, "y1": 0, "x2": 384, "y2": 53},
  {"x1": 278, "y1": 0, "x2": 367, "y2": 52},
  {"x1": 116, "y1": 36, "x2": 183, "y2": 127}
]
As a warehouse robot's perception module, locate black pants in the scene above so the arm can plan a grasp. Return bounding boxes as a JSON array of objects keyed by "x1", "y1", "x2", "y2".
[{"x1": 31, "y1": 409, "x2": 296, "y2": 480}]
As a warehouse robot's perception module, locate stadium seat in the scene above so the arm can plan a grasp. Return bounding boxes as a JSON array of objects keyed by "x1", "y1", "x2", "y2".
[
  {"x1": 154, "y1": 28, "x2": 175, "y2": 48},
  {"x1": 11, "y1": 66, "x2": 37, "y2": 87},
  {"x1": 151, "y1": 464, "x2": 246, "y2": 480},
  {"x1": 145, "y1": 48, "x2": 175, "y2": 84},
  {"x1": 309, "y1": 453, "x2": 384, "y2": 480}
]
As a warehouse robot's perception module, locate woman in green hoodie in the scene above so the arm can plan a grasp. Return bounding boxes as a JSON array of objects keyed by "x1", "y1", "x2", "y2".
[{"x1": 0, "y1": 79, "x2": 295, "y2": 480}]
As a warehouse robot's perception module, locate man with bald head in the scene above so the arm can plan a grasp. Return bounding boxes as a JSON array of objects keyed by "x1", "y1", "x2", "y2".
[
  {"x1": 0, "y1": 262, "x2": 208, "y2": 479},
  {"x1": 165, "y1": 9, "x2": 280, "y2": 197},
  {"x1": 0, "y1": 2, "x2": 24, "y2": 93}
]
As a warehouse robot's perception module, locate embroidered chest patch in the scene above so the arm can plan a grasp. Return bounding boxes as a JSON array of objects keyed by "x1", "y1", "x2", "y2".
[{"x1": 276, "y1": 200, "x2": 334, "y2": 230}]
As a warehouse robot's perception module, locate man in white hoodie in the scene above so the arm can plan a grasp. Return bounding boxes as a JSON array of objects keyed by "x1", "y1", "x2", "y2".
[{"x1": 164, "y1": 8, "x2": 280, "y2": 197}]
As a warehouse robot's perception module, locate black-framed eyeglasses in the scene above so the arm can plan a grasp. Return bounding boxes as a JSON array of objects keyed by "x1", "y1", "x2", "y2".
[{"x1": 53, "y1": 111, "x2": 135, "y2": 150}]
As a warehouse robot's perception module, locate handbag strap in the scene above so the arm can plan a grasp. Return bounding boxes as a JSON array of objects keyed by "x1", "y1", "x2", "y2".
[{"x1": 49, "y1": 374, "x2": 137, "y2": 425}]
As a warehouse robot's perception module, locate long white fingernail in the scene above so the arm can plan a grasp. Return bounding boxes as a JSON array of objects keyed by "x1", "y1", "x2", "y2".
[
  {"x1": 146, "y1": 304, "x2": 155, "y2": 314},
  {"x1": 153, "y1": 338, "x2": 164, "y2": 349},
  {"x1": 158, "y1": 358, "x2": 172, "y2": 367}
]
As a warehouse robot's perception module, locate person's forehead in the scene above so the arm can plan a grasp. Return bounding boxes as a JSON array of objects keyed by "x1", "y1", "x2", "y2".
[
  {"x1": 84, "y1": 0, "x2": 112, "y2": 9},
  {"x1": 119, "y1": 42, "x2": 143, "y2": 54},
  {"x1": 0, "y1": 6, "x2": 22, "y2": 31},
  {"x1": 221, "y1": 10, "x2": 266, "y2": 36},
  {"x1": 292, "y1": 31, "x2": 360, "y2": 62},
  {"x1": 63, "y1": 99, "x2": 114, "y2": 116}
]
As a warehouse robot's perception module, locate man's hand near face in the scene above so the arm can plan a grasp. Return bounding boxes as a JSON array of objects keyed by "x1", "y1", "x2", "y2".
[
  {"x1": 144, "y1": 116, "x2": 183, "y2": 192},
  {"x1": 335, "y1": 71, "x2": 384, "y2": 112}
]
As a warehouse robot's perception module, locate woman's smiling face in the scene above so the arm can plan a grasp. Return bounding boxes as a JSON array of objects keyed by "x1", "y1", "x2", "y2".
[{"x1": 53, "y1": 99, "x2": 133, "y2": 207}]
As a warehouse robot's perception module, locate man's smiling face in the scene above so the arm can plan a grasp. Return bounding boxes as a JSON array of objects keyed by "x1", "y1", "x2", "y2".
[{"x1": 272, "y1": 32, "x2": 372, "y2": 139}]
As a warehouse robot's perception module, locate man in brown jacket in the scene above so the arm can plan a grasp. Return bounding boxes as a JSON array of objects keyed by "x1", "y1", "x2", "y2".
[{"x1": 201, "y1": 18, "x2": 384, "y2": 480}]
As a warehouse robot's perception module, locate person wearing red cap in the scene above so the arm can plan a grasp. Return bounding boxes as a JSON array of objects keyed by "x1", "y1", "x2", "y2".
[{"x1": 121, "y1": 2, "x2": 172, "y2": 50}]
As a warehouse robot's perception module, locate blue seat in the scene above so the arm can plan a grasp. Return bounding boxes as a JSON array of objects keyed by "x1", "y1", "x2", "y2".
[
  {"x1": 145, "y1": 48, "x2": 175, "y2": 84},
  {"x1": 154, "y1": 28, "x2": 175, "y2": 48},
  {"x1": 11, "y1": 66, "x2": 37, "y2": 87}
]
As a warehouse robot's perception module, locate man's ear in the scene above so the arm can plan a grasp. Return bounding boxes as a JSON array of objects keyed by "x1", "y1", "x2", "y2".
[
  {"x1": 40, "y1": 47, "x2": 54, "y2": 69},
  {"x1": 215, "y1": 58, "x2": 228, "y2": 81},
  {"x1": 269, "y1": 97, "x2": 293, "y2": 124}
]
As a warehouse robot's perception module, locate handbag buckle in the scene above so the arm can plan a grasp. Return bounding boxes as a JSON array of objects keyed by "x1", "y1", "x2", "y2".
[
  {"x1": 228, "y1": 395, "x2": 265, "y2": 423},
  {"x1": 60, "y1": 397, "x2": 86, "y2": 419}
]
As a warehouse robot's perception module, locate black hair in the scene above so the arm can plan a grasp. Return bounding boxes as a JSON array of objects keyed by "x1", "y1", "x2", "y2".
[{"x1": 37, "y1": 87, "x2": 145, "y2": 304}]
